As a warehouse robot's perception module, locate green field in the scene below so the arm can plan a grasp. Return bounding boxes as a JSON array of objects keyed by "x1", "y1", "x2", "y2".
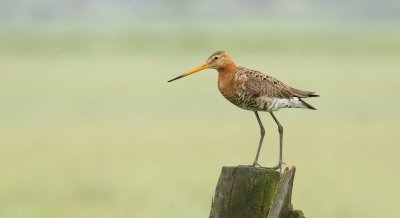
[{"x1": 1, "y1": 26, "x2": 400, "y2": 218}]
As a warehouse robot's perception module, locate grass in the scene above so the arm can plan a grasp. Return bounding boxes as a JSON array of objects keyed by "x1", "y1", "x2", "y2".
[
  {"x1": 1, "y1": 22, "x2": 400, "y2": 55},
  {"x1": 0, "y1": 28, "x2": 400, "y2": 218}
]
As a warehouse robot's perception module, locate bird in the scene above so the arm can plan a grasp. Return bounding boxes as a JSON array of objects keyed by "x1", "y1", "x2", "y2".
[{"x1": 168, "y1": 51, "x2": 318, "y2": 171}]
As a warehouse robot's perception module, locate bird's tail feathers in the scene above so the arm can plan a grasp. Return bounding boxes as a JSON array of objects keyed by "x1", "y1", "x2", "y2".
[
  {"x1": 298, "y1": 98, "x2": 317, "y2": 110},
  {"x1": 307, "y1": 92, "x2": 319, "y2": 97}
]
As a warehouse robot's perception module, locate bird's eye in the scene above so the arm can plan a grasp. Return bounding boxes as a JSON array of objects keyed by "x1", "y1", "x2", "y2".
[{"x1": 214, "y1": 56, "x2": 219, "y2": 60}]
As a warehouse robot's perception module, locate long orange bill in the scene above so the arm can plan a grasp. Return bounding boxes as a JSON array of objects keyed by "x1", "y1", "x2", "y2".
[{"x1": 168, "y1": 64, "x2": 208, "y2": 82}]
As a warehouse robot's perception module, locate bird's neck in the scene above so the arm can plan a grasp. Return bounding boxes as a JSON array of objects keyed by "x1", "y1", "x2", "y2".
[
  {"x1": 217, "y1": 61, "x2": 238, "y2": 80},
  {"x1": 217, "y1": 62, "x2": 238, "y2": 81},
  {"x1": 217, "y1": 62, "x2": 239, "y2": 100}
]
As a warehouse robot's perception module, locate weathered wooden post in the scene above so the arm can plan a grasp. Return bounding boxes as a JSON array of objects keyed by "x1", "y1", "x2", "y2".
[{"x1": 209, "y1": 166, "x2": 305, "y2": 218}]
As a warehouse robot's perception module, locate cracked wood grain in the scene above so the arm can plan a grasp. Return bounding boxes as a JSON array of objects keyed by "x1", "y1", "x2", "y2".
[{"x1": 209, "y1": 166, "x2": 304, "y2": 218}]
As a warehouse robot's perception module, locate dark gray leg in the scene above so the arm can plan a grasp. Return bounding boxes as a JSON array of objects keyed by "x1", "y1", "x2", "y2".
[
  {"x1": 270, "y1": 112, "x2": 284, "y2": 172},
  {"x1": 252, "y1": 111, "x2": 265, "y2": 167}
]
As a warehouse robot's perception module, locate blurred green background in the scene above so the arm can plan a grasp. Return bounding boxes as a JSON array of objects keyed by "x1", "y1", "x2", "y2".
[{"x1": 1, "y1": 1, "x2": 400, "y2": 217}]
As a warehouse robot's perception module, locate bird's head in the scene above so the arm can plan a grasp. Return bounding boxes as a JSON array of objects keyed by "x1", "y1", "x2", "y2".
[
  {"x1": 205, "y1": 51, "x2": 232, "y2": 69},
  {"x1": 168, "y1": 51, "x2": 234, "y2": 82}
]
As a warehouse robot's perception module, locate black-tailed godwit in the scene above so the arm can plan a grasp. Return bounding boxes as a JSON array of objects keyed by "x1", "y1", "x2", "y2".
[{"x1": 168, "y1": 51, "x2": 318, "y2": 171}]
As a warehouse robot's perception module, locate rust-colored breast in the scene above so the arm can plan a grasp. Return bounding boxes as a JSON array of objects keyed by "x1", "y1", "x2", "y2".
[{"x1": 217, "y1": 67, "x2": 248, "y2": 109}]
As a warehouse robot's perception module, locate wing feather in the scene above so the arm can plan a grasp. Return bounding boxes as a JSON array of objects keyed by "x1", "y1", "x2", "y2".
[{"x1": 238, "y1": 67, "x2": 316, "y2": 99}]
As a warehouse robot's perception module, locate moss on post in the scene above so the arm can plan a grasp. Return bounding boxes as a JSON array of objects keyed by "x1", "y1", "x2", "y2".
[
  {"x1": 209, "y1": 166, "x2": 304, "y2": 218},
  {"x1": 291, "y1": 210, "x2": 305, "y2": 218}
]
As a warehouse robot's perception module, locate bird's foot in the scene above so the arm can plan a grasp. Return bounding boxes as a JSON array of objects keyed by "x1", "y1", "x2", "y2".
[
  {"x1": 257, "y1": 162, "x2": 286, "y2": 173},
  {"x1": 238, "y1": 163, "x2": 261, "y2": 168},
  {"x1": 266, "y1": 161, "x2": 286, "y2": 173},
  {"x1": 240, "y1": 162, "x2": 286, "y2": 172},
  {"x1": 252, "y1": 162, "x2": 262, "y2": 168}
]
